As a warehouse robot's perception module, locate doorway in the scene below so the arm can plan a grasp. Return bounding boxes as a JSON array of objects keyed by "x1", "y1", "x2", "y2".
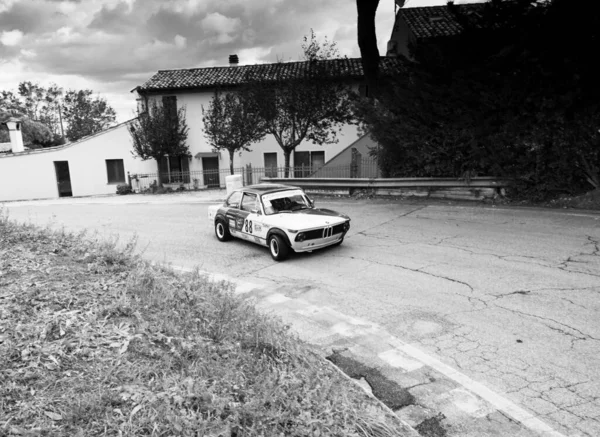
[
  {"x1": 54, "y1": 161, "x2": 72, "y2": 197},
  {"x1": 202, "y1": 157, "x2": 220, "y2": 188}
]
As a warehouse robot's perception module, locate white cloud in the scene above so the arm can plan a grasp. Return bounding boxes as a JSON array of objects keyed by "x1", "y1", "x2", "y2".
[
  {"x1": 0, "y1": 29, "x2": 23, "y2": 46},
  {"x1": 20, "y1": 48, "x2": 36, "y2": 58},
  {"x1": 201, "y1": 12, "x2": 241, "y2": 34},
  {"x1": 174, "y1": 34, "x2": 186, "y2": 48},
  {"x1": 135, "y1": 39, "x2": 173, "y2": 59},
  {"x1": 0, "y1": 0, "x2": 17, "y2": 13},
  {"x1": 163, "y1": 0, "x2": 208, "y2": 15},
  {"x1": 236, "y1": 46, "x2": 271, "y2": 65}
]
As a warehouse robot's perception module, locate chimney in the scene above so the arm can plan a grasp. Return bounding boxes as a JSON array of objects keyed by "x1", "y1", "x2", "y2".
[
  {"x1": 6, "y1": 118, "x2": 24, "y2": 154},
  {"x1": 229, "y1": 54, "x2": 239, "y2": 67}
]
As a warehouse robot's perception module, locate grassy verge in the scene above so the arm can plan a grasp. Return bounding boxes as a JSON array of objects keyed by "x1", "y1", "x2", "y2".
[{"x1": 0, "y1": 211, "x2": 412, "y2": 436}]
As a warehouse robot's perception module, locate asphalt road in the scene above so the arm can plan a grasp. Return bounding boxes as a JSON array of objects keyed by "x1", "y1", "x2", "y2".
[{"x1": 4, "y1": 193, "x2": 600, "y2": 436}]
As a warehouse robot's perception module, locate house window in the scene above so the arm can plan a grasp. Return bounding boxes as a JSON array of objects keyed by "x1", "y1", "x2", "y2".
[
  {"x1": 106, "y1": 159, "x2": 125, "y2": 184},
  {"x1": 311, "y1": 151, "x2": 325, "y2": 169},
  {"x1": 136, "y1": 96, "x2": 147, "y2": 115},
  {"x1": 264, "y1": 153, "x2": 278, "y2": 177},
  {"x1": 162, "y1": 95, "x2": 177, "y2": 120},
  {"x1": 293, "y1": 151, "x2": 325, "y2": 177}
]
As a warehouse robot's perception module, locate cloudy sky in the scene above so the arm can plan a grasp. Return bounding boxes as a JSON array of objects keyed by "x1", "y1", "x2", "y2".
[{"x1": 0, "y1": 0, "x2": 478, "y2": 122}]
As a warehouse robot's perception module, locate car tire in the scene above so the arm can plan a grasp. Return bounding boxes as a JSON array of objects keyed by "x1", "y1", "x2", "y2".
[
  {"x1": 215, "y1": 219, "x2": 231, "y2": 242},
  {"x1": 268, "y1": 234, "x2": 289, "y2": 261}
]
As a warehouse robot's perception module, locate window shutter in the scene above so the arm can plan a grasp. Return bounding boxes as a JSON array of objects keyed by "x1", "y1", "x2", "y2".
[{"x1": 162, "y1": 96, "x2": 177, "y2": 121}]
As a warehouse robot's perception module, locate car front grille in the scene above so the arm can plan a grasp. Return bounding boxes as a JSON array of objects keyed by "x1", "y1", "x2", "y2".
[{"x1": 303, "y1": 223, "x2": 346, "y2": 241}]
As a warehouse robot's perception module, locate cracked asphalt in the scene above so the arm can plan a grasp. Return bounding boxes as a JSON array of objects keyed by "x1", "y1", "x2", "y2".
[{"x1": 4, "y1": 192, "x2": 600, "y2": 436}]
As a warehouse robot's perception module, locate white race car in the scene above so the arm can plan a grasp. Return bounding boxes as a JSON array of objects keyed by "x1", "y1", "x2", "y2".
[{"x1": 208, "y1": 184, "x2": 350, "y2": 261}]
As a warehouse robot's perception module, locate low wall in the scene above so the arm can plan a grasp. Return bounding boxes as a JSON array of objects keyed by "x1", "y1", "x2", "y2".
[{"x1": 259, "y1": 177, "x2": 512, "y2": 201}]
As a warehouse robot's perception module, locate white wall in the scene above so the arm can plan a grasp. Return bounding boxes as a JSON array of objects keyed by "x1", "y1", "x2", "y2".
[
  {"x1": 0, "y1": 122, "x2": 156, "y2": 202},
  {"x1": 0, "y1": 82, "x2": 365, "y2": 202},
  {"x1": 148, "y1": 86, "x2": 362, "y2": 172}
]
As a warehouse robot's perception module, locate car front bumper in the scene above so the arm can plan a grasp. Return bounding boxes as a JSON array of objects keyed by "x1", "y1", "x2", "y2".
[{"x1": 291, "y1": 232, "x2": 345, "y2": 252}]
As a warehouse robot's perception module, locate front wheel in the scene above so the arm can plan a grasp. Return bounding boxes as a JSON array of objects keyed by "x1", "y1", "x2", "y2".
[
  {"x1": 268, "y1": 234, "x2": 289, "y2": 261},
  {"x1": 215, "y1": 219, "x2": 231, "y2": 242}
]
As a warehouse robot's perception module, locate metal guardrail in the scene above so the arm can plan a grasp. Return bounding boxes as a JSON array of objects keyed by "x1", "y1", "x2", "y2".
[
  {"x1": 129, "y1": 161, "x2": 381, "y2": 192},
  {"x1": 260, "y1": 177, "x2": 513, "y2": 189}
]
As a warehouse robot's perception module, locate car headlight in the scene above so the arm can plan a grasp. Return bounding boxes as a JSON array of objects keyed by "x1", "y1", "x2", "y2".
[
  {"x1": 343, "y1": 221, "x2": 350, "y2": 231},
  {"x1": 295, "y1": 232, "x2": 306, "y2": 242}
]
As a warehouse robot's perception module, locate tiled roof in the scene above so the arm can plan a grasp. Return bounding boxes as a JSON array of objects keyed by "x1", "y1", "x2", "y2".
[
  {"x1": 135, "y1": 57, "x2": 408, "y2": 93},
  {"x1": 399, "y1": 3, "x2": 486, "y2": 40}
]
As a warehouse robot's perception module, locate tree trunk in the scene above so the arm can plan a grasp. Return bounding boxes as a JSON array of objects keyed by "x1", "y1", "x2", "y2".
[
  {"x1": 357, "y1": 0, "x2": 381, "y2": 97},
  {"x1": 284, "y1": 150, "x2": 292, "y2": 178},
  {"x1": 155, "y1": 159, "x2": 163, "y2": 188},
  {"x1": 229, "y1": 149, "x2": 235, "y2": 175}
]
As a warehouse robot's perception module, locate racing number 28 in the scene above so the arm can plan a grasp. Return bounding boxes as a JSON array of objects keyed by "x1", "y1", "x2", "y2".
[{"x1": 244, "y1": 219, "x2": 253, "y2": 234}]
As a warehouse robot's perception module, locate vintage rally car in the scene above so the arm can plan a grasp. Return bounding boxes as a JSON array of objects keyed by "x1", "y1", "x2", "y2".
[{"x1": 208, "y1": 184, "x2": 350, "y2": 261}]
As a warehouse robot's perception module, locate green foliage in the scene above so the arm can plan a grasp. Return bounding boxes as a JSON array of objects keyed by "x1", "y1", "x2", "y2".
[
  {"x1": 356, "y1": 0, "x2": 600, "y2": 200},
  {"x1": 21, "y1": 119, "x2": 53, "y2": 147},
  {"x1": 129, "y1": 100, "x2": 190, "y2": 162},
  {"x1": 2, "y1": 83, "x2": 65, "y2": 139},
  {"x1": 0, "y1": 220, "x2": 408, "y2": 437},
  {"x1": 0, "y1": 110, "x2": 53, "y2": 147},
  {"x1": 202, "y1": 89, "x2": 266, "y2": 175},
  {"x1": 246, "y1": 31, "x2": 355, "y2": 176},
  {"x1": 116, "y1": 184, "x2": 133, "y2": 195},
  {"x1": 2, "y1": 82, "x2": 116, "y2": 145},
  {"x1": 128, "y1": 100, "x2": 190, "y2": 187},
  {"x1": 62, "y1": 89, "x2": 116, "y2": 142}
]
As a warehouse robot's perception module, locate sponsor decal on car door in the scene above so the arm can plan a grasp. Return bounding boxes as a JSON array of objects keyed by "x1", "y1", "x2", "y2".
[{"x1": 230, "y1": 193, "x2": 265, "y2": 245}]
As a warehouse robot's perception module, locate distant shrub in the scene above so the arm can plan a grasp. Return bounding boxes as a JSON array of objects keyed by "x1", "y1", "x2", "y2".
[{"x1": 116, "y1": 184, "x2": 132, "y2": 195}]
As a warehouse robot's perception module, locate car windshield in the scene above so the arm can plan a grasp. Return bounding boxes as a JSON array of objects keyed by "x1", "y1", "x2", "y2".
[{"x1": 262, "y1": 190, "x2": 310, "y2": 215}]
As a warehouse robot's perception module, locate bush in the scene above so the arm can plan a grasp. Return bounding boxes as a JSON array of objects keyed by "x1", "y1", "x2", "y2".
[{"x1": 116, "y1": 184, "x2": 132, "y2": 195}]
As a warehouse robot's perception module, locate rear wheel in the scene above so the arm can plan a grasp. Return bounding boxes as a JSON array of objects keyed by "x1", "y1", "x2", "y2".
[
  {"x1": 268, "y1": 234, "x2": 289, "y2": 261},
  {"x1": 215, "y1": 219, "x2": 231, "y2": 242}
]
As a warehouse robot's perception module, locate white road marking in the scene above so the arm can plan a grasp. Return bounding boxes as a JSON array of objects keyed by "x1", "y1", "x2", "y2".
[
  {"x1": 378, "y1": 349, "x2": 424, "y2": 372},
  {"x1": 172, "y1": 265, "x2": 567, "y2": 437}
]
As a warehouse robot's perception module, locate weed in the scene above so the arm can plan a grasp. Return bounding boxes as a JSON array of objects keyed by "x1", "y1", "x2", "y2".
[{"x1": 0, "y1": 219, "x2": 412, "y2": 436}]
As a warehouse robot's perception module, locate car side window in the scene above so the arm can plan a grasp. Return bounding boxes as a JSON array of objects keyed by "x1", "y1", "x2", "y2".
[
  {"x1": 226, "y1": 191, "x2": 242, "y2": 209},
  {"x1": 241, "y1": 193, "x2": 258, "y2": 212}
]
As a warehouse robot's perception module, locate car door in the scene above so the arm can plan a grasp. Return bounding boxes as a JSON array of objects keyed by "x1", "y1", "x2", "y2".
[
  {"x1": 249, "y1": 195, "x2": 269, "y2": 245},
  {"x1": 223, "y1": 191, "x2": 243, "y2": 238},
  {"x1": 227, "y1": 192, "x2": 261, "y2": 245}
]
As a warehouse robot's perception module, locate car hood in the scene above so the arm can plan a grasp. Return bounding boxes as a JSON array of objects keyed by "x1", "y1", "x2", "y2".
[{"x1": 265, "y1": 208, "x2": 348, "y2": 230}]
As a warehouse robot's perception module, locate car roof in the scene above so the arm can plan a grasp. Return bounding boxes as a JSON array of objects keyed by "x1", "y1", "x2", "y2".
[{"x1": 240, "y1": 184, "x2": 302, "y2": 196}]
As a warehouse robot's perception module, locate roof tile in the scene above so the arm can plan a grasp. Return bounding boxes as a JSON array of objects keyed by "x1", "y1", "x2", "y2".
[
  {"x1": 400, "y1": 3, "x2": 486, "y2": 40},
  {"x1": 136, "y1": 57, "x2": 408, "y2": 93}
]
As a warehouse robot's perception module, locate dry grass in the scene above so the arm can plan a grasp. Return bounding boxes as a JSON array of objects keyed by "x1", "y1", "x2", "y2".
[{"x1": 0, "y1": 210, "x2": 412, "y2": 437}]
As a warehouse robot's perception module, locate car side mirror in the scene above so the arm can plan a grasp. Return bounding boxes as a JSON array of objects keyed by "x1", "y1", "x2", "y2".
[
  {"x1": 251, "y1": 209, "x2": 261, "y2": 215},
  {"x1": 307, "y1": 197, "x2": 315, "y2": 207}
]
